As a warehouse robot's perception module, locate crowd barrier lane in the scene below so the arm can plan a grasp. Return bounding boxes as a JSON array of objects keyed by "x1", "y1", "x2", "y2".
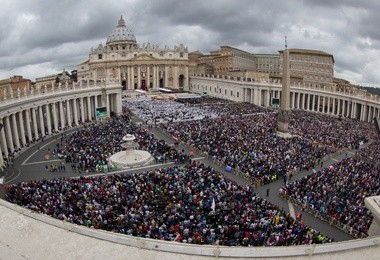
[
  {"x1": 281, "y1": 194, "x2": 363, "y2": 239},
  {"x1": 157, "y1": 127, "x2": 202, "y2": 157},
  {"x1": 150, "y1": 124, "x2": 363, "y2": 236},
  {"x1": 321, "y1": 147, "x2": 350, "y2": 164},
  {"x1": 152, "y1": 125, "x2": 344, "y2": 185}
]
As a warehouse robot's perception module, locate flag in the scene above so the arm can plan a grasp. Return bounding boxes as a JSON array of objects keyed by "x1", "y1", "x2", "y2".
[{"x1": 211, "y1": 197, "x2": 216, "y2": 212}]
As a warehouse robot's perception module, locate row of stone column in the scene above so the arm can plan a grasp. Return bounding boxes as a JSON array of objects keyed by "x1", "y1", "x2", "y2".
[
  {"x1": 290, "y1": 92, "x2": 380, "y2": 121},
  {"x1": 0, "y1": 93, "x2": 121, "y2": 169},
  {"x1": 243, "y1": 88, "x2": 380, "y2": 122},
  {"x1": 115, "y1": 65, "x2": 169, "y2": 90},
  {"x1": 195, "y1": 83, "x2": 380, "y2": 122},
  {"x1": 116, "y1": 64, "x2": 187, "y2": 90}
]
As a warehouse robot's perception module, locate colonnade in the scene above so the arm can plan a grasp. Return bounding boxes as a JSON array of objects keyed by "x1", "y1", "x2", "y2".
[
  {"x1": 0, "y1": 86, "x2": 122, "y2": 170},
  {"x1": 243, "y1": 88, "x2": 380, "y2": 122},
  {"x1": 190, "y1": 76, "x2": 380, "y2": 123}
]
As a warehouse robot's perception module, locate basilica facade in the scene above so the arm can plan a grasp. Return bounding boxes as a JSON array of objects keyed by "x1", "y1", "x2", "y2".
[{"x1": 77, "y1": 16, "x2": 189, "y2": 91}]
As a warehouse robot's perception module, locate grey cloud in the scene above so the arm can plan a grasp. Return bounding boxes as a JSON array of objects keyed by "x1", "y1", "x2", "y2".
[{"x1": 1, "y1": 0, "x2": 380, "y2": 87}]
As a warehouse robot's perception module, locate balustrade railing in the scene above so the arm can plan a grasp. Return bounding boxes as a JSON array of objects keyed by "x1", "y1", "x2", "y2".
[{"x1": 0, "y1": 78, "x2": 121, "y2": 104}]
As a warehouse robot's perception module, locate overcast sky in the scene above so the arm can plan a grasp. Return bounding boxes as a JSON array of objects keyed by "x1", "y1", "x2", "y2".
[{"x1": 1, "y1": 0, "x2": 380, "y2": 87}]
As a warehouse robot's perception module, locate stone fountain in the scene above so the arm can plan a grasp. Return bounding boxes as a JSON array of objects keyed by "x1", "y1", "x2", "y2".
[{"x1": 109, "y1": 134, "x2": 154, "y2": 169}]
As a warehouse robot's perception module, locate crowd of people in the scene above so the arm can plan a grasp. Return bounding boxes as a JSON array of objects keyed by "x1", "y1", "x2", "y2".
[
  {"x1": 176, "y1": 96, "x2": 268, "y2": 115},
  {"x1": 124, "y1": 96, "x2": 268, "y2": 125},
  {"x1": 280, "y1": 140, "x2": 380, "y2": 238},
  {"x1": 6, "y1": 162, "x2": 332, "y2": 246},
  {"x1": 162, "y1": 107, "x2": 376, "y2": 185},
  {"x1": 288, "y1": 110, "x2": 375, "y2": 149},
  {"x1": 174, "y1": 96, "x2": 232, "y2": 105},
  {"x1": 51, "y1": 115, "x2": 187, "y2": 172},
  {"x1": 4, "y1": 94, "x2": 380, "y2": 245},
  {"x1": 124, "y1": 98, "x2": 220, "y2": 124}
]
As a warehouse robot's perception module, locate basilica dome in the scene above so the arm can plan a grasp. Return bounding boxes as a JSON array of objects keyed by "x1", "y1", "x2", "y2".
[{"x1": 106, "y1": 16, "x2": 137, "y2": 45}]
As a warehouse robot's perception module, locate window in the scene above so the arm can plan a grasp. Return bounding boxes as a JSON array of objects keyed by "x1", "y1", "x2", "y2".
[
  {"x1": 98, "y1": 54, "x2": 102, "y2": 59},
  {"x1": 180, "y1": 52, "x2": 183, "y2": 57}
]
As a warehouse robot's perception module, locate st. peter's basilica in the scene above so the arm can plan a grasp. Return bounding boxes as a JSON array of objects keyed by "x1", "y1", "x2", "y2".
[{"x1": 77, "y1": 16, "x2": 189, "y2": 91}]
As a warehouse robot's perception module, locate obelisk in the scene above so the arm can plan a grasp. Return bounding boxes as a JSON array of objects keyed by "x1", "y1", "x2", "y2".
[{"x1": 277, "y1": 37, "x2": 291, "y2": 135}]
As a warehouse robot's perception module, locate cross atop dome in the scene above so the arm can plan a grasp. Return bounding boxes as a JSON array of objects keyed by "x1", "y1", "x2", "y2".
[{"x1": 117, "y1": 15, "x2": 126, "y2": 28}]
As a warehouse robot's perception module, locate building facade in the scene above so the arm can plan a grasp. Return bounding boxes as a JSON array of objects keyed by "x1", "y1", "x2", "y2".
[
  {"x1": 0, "y1": 76, "x2": 32, "y2": 99},
  {"x1": 279, "y1": 49, "x2": 334, "y2": 88},
  {"x1": 254, "y1": 53, "x2": 280, "y2": 75},
  {"x1": 35, "y1": 69, "x2": 73, "y2": 89},
  {"x1": 188, "y1": 51, "x2": 209, "y2": 75},
  {"x1": 197, "y1": 46, "x2": 256, "y2": 76},
  {"x1": 189, "y1": 47, "x2": 333, "y2": 88},
  {"x1": 77, "y1": 16, "x2": 189, "y2": 91}
]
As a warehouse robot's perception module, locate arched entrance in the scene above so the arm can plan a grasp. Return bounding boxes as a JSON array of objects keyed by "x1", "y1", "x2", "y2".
[
  {"x1": 141, "y1": 80, "x2": 146, "y2": 91},
  {"x1": 179, "y1": 74, "x2": 185, "y2": 90},
  {"x1": 122, "y1": 80, "x2": 127, "y2": 90}
]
